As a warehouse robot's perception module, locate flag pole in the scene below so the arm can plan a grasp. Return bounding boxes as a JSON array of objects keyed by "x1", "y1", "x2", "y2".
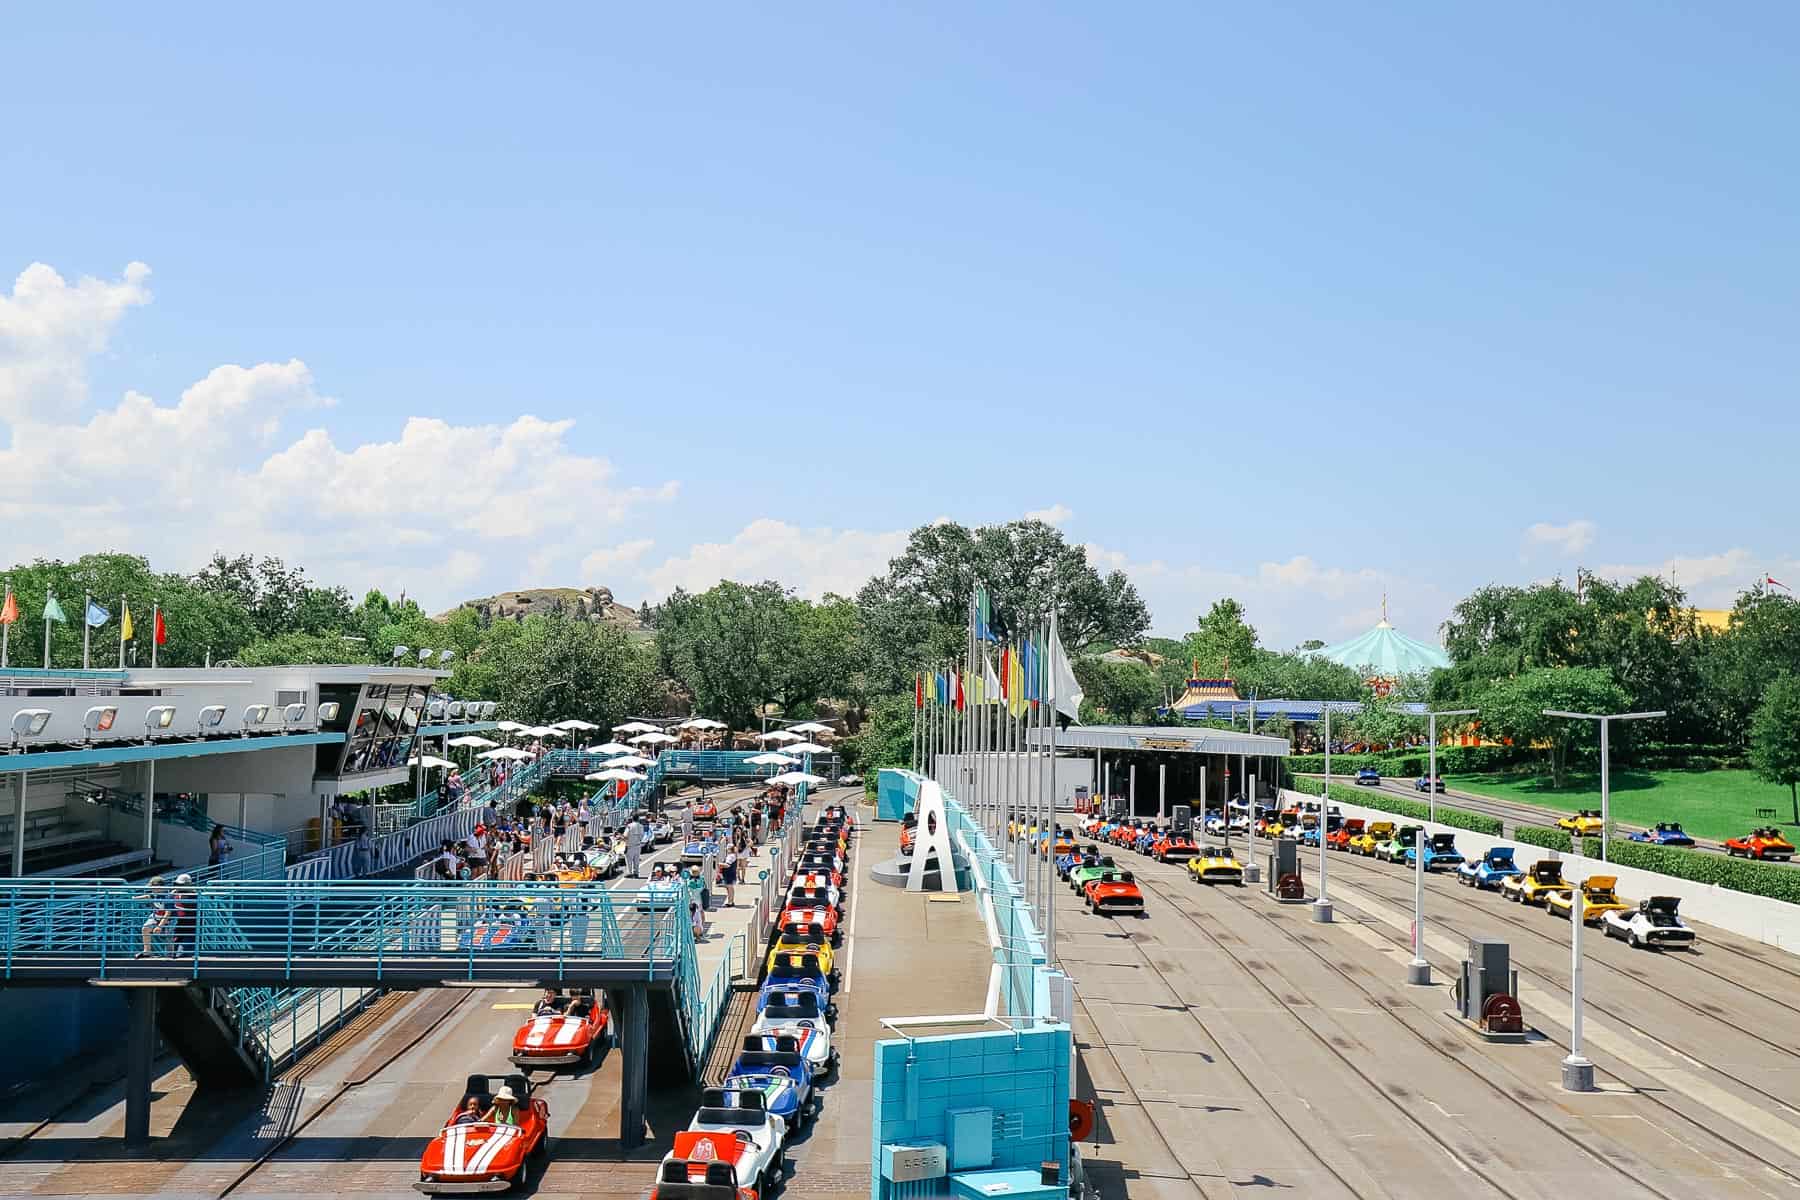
[
  {"x1": 1047, "y1": 607, "x2": 1060, "y2": 966},
  {"x1": 1, "y1": 577, "x2": 9, "y2": 670},
  {"x1": 118, "y1": 595, "x2": 126, "y2": 670},
  {"x1": 43, "y1": 586, "x2": 52, "y2": 670},
  {"x1": 82, "y1": 592, "x2": 91, "y2": 670},
  {"x1": 151, "y1": 601, "x2": 160, "y2": 668}
]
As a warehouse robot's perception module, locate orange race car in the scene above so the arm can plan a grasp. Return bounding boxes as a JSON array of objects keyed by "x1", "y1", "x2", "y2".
[
  {"x1": 1327, "y1": 818, "x2": 1365, "y2": 852},
  {"x1": 792, "y1": 870, "x2": 843, "y2": 896},
  {"x1": 778, "y1": 900, "x2": 841, "y2": 945},
  {"x1": 511, "y1": 991, "x2": 610, "y2": 1069},
  {"x1": 1725, "y1": 828, "x2": 1795, "y2": 861},
  {"x1": 1109, "y1": 823, "x2": 1143, "y2": 849},
  {"x1": 820, "y1": 804, "x2": 855, "y2": 827},
  {"x1": 1051, "y1": 828, "x2": 1078, "y2": 857},
  {"x1": 1082, "y1": 869, "x2": 1146, "y2": 917},
  {"x1": 693, "y1": 798, "x2": 719, "y2": 820},
  {"x1": 650, "y1": 1129, "x2": 770, "y2": 1200},
  {"x1": 1151, "y1": 830, "x2": 1199, "y2": 863},
  {"x1": 416, "y1": 1073, "x2": 549, "y2": 1193}
]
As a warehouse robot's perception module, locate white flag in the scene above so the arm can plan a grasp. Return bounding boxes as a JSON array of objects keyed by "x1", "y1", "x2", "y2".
[{"x1": 1048, "y1": 624, "x2": 1084, "y2": 723}]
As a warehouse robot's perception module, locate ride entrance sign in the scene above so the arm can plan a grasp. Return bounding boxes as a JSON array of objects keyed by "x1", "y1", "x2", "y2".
[{"x1": 906, "y1": 779, "x2": 958, "y2": 892}]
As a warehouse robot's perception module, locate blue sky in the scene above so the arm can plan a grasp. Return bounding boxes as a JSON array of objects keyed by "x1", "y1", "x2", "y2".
[{"x1": 3, "y1": 2, "x2": 1796, "y2": 646}]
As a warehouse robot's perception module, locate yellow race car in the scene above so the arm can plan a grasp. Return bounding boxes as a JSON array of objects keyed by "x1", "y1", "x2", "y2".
[
  {"x1": 1187, "y1": 847, "x2": 1245, "y2": 885},
  {"x1": 765, "y1": 921, "x2": 838, "y2": 981},
  {"x1": 1349, "y1": 821, "x2": 1394, "y2": 856},
  {"x1": 1502, "y1": 859, "x2": 1571, "y2": 906},
  {"x1": 1547, "y1": 875, "x2": 1632, "y2": 925},
  {"x1": 1557, "y1": 810, "x2": 1604, "y2": 836}
]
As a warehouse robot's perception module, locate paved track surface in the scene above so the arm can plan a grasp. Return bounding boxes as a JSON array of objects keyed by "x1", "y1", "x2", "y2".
[
  {"x1": 0, "y1": 783, "x2": 818, "y2": 1199},
  {"x1": 1053, "y1": 828, "x2": 1800, "y2": 1199}
]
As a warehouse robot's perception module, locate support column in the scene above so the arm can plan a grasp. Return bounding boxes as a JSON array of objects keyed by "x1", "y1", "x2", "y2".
[
  {"x1": 1128, "y1": 764, "x2": 1136, "y2": 818},
  {"x1": 142, "y1": 761, "x2": 156, "y2": 851},
  {"x1": 237, "y1": 792, "x2": 247, "y2": 830},
  {"x1": 616, "y1": 986, "x2": 649, "y2": 1148},
  {"x1": 125, "y1": 989, "x2": 157, "y2": 1145},
  {"x1": 13, "y1": 772, "x2": 27, "y2": 877},
  {"x1": 1158, "y1": 763, "x2": 1166, "y2": 821}
]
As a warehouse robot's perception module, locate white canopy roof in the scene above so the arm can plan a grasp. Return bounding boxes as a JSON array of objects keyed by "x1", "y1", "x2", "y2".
[
  {"x1": 478, "y1": 747, "x2": 535, "y2": 761},
  {"x1": 758, "y1": 730, "x2": 802, "y2": 742},
  {"x1": 613, "y1": 721, "x2": 661, "y2": 734},
  {"x1": 747, "y1": 752, "x2": 799, "y2": 766},
  {"x1": 494, "y1": 720, "x2": 526, "y2": 732},
  {"x1": 408, "y1": 755, "x2": 458, "y2": 771},
  {"x1": 678, "y1": 718, "x2": 727, "y2": 730},
  {"x1": 603, "y1": 753, "x2": 655, "y2": 769},
  {"x1": 630, "y1": 732, "x2": 677, "y2": 745},
  {"x1": 587, "y1": 742, "x2": 634, "y2": 755},
  {"x1": 446, "y1": 735, "x2": 497, "y2": 748},
  {"x1": 585, "y1": 768, "x2": 646, "y2": 783},
  {"x1": 554, "y1": 718, "x2": 600, "y2": 731},
  {"x1": 782, "y1": 741, "x2": 829, "y2": 755},
  {"x1": 786, "y1": 721, "x2": 834, "y2": 735},
  {"x1": 769, "y1": 771, "x2": 825, "y2": 787}
]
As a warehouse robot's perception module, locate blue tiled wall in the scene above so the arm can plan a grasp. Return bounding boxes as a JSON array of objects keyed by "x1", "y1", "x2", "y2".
[{"x1": 877, "y1": 768, "x2": 914, "y2": 821}]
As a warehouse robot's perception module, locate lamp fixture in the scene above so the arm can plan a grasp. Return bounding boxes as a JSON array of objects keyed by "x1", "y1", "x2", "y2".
[
  {"x1": 391, "y1": 645, "x2": 410, "y2": 661},
  {"x1": 317, "y1": 701, "x2": 341, "y2": 722},
  {"x1": 84, "y1": 706, "x2": 119, "y2": 736},
  {"x1": 243, "y1": 704, "x2": 271, "y2": 727},
  {"x1": 198, "y1": 705, "x2": 227, "y2": 731},
  {"x1": 428, "y1": 698, "x2": 448, "y2": 720},
  {"x1": 145, "y1": 705, "x2": 177, "y2": 733},
  {"x1": 282, "y1": 702, "x2": 308, "y2": 724},
  {"x1": 10, "y1": 709, "x2": 51, "y2": 739},
  {"x1": 446, "y1": 700, "x2": 465, "y2": 719},
  {"x1": 438, "y1": 650, "x2": 455, "y2": 663},
  {"x1": 417, "y1": 647, "x2": 434, "y2": 663}
]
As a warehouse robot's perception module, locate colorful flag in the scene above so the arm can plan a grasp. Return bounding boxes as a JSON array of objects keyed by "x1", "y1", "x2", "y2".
[
  {"x1": 1021, "y1": 638, "x2": 1039, "y2": 704},
  {"x1": 121, "y1": 605, "x2": 134, "y2": 642},
  {"x1": 954, "y1": 668, "x2": 965, "y2": 711},
  {"x1": 975, "y1": 586, "x2": 996, "y2": 643},
  {"x1": 44, "y1": 594, "x2": 67, "y2": 624},
  {"x1": 1048, "y1": 621, "x2": 1084, "y2": 723},
  {"x1": 0, "y1": 588, "x2": 15, "y2": 626},
  {"x1": 983, "y1": 652, "x2": 1001, "y2": 704},
  {"x1": 154, "y1": 607, "x2": 168, "y2": 645},
  {"x1": 916, "y1": 674, "x2": 925, "y2": 708},
  {"x1": 85, "y1": 600, "x2": 110, "y2": 627},
  {"x1": 1770, "y1": 575, "x2": 1791, "y2": 593}
]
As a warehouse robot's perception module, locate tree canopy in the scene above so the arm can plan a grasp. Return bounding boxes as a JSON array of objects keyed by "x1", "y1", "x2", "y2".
[{"x1": 1750, "y1": 674, "x2": 1800, "y2": 824}]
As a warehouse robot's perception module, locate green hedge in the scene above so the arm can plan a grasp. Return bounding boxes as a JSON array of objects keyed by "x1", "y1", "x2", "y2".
[
  {"x1": 1576, "y1": 837, "x2": 1800, "y2": 906},
  {"x1": 1289, "y1": 775, "x2": 1502, "y2": 836},
  {"x1": 1513, "y1": 824, "x2": 1572, "y2": 853},
  {"x1": 1285, "y1": 744, "x2": 1519, "y2": 777}
]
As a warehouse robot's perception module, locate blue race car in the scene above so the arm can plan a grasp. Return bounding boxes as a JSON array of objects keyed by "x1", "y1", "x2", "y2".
[
  {"x1": 1628, "y1": 822, "x2": 1696, "y2": 847},
  {"x1": 1133, "y1": 827, "x2": 1158, "y2": 855},
  {"x1": 759, "y1": 953, "x2": 837, "y2": 1018},
  {"x1": 1414, "y1": 775, "x2": 1446, "y2": 793},
  {"x1": 1458, "y1": 846, "x2": 1522, "y2": 889},
  {"x1": 724, "y1": 1034, "x2": 814, "y2": 1132},
  {"x1": 1355, "y1": 768, "x2": 1381, "y2": 786},
  {"x1": 1055, "y1": 845, "x2": 1094, "y2": 880},
  {"x1": 1408, "y1": 831, "x2": 1464, "y2": 872},
  {"x1": 1301, "y1": 823, "x2": 1323, "y2": 847}
]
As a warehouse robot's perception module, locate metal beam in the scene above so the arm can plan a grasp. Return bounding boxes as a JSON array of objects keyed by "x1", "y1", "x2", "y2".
[
  {"x1": 616, "y1": 986, "x2": 649, "y2": 1149},
  {"x1": 125, "y1": 989, "x2": 156, "y2": 1145}
]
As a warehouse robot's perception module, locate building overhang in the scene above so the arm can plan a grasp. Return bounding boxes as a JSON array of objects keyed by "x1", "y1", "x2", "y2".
[{"x1": 1026, "y1": 724, "x2": 1290, "y2": 758}]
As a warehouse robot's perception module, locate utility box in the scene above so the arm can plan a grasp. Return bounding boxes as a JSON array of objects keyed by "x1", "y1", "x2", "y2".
[
  {"x1": 1456, "y1": 937, "x2": 1524, "y2": 1039},
  {"x1": 1266, "y1": 839, "x2": 1305, "y2": 900},
  {"x1": 882, "y1": 1142, "x2": 948, "y2": 1183},
  {"x1": 947, "y1": 1107, "x2": 994, "y2": 1170},
  {"x1": 1171, "y1": 804, "x2": 1192, "y2": 834}
]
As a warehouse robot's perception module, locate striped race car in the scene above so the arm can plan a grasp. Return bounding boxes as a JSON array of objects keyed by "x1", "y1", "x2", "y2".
[
  {"x1": 416, "y1": 1073, "x2": 548, "y2": 1193},
  {"x1": 510, "y1": 992, "x2": 610, "y2": 1068}
]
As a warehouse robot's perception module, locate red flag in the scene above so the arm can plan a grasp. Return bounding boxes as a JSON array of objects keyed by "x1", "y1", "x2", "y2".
[
  {"x1": 0, "y1": 589, "x2": 16, "y2": 626},
  {"x1": 1769, "y1": 575, "x2": 1791, "y2": 593},
  {"x1": 915, "y1": 674, "x2": 924, "y2": 708},
  {"x1": 154, "y1": 608, "x2": 168, "y2": 644},
  {"x1": 1000, "y1": 649, "x2": 1011, "y2": 698},
  {"x1": 955, "y1": 669, "x2": 965, "y2": 711}
]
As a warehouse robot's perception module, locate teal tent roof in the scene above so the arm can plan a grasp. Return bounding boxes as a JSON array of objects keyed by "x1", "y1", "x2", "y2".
[{"x1": 1316, "y1": 619, "x2": 1450, "y2": 676}]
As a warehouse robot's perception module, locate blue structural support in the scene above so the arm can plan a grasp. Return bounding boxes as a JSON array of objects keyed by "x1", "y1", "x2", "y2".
[
  {"x1": 613, "y1": 984, "x2": 650, "y2": 1149},
  {"x1": 124, "y1": 988, "x2": 155, "y2": 1146}
]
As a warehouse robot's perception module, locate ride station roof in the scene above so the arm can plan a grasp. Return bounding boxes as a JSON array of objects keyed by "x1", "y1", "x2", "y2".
[
  {"x1": 1026, "y1": 723, "x2": 1289, "y2": 757},
  {"x1": 1314, "y1": 616, "x2": 1450, "y2": 676}
]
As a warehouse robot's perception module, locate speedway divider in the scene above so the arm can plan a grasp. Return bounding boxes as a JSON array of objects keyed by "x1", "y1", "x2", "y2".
[{"x1": 870, "y1": 769, "x2": 1071, "y2": 1200}]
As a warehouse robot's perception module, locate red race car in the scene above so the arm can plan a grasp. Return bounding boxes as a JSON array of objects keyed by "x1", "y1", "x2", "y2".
[
  {"x1": 820, "y1": 804, "x2": 855, "y2": 828},
  {"x1": 693, "y1": 799, "x2": 719, "y2": 820},
  {"x1": 1151, "y1": 831, "x2": 1198, "y2": 863},
  {"x1": 1327, "y1": 818, "x2": 1365, "y2": 852},
  {"x1": 1726, "y1": 828, "x2": 1795, "y2": 861},
  {"x1": 778, "y1": 902, "x2": 840, "y2": 944},
  {"x1": 793, "y1": 869, "x2": 843, "y2": 894},
  {"x1": 651, "y1": 1130, "x2": 767, "y2": 1200},
  {"x1": 416, "y1": 1074, "x2": 548, "y2": 1193},
  {"x1": 510, "y1": 991, "x2": 609, "y2": 1068},
  {"x1": 794, "y1": 859, "x2": 844, "y2": 888},
  {"x1": 1083, "y1": 869, "x2": 1146, "y2": 917},
  {"x1": 1108, "y1": 823, "x2": 1140, "y2": 848}
]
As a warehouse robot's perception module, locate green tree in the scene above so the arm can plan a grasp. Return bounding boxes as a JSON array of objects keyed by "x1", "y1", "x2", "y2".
[
  {"x1": 838, "y1": 692, "x2": 916, "y2": 782},
  {"x1": 1476, "y1": 666, "x2": 1629, "y2": 787},
  {"x1": 1186, "y1": 598, "x2": 1258, "y2": 678},
  {"x1": 1073, "y1": 655, "x2": 1163, "y2": 723},
  {"x1": 856, "y1": 519, "x2": 1150, "y2": 693},
  {"x1": 1348, "y1": 691, "x2": 1417, "y2": 749},
  {"x1": 1749, "y1": 675, "x2": 1800, "y2": 825},
  {"x1": 488, "y1": 610, "x2": 661, "y2": 728},
  {"x1": 1708, "y1": 585, "x2": 1800, "y2": 746}
]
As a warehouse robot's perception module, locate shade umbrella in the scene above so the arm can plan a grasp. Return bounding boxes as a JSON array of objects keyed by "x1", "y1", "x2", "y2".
[
  {"x1": 757, "y1": 730, "x2": 802, "y2": 742},
  {"x1": 536, "y1": 728, "x2": 568, "y2": 740},
  {"x1": 678, "y1": 717, "x2": 726, "y2": 730},
  {"x1": 587, "y1": 741, "x2": 634, "y2": 755},
  {"x1": 584, "y1": 768, "x2": 646, "y2": 783},
  {"x1": 603, "y1": 753, "x2": 655, "y2": 769},
  {"x1": 782, "y1": 741, "x2": 829, "y2": 755},
  {"x1": 613, "y1": 721, "x2": 660, "y2": 734},
  {"x1": 408, "y1": 754, "x2": 458, "y2": 770},
  {"x1": 446, "y1": 735, "x2": 497, "y2": 748},
  {"x1": 494, "y1": 720, "x2": 526, "y2": 732},
  {"x1": 630, "y1": 731, "x2": 677, "y2": 745},
  {"x1": 769, "y1": 771, "x2": 826, "y2": 787},
  {"x1": 747, "y1": 752, "x2": 800, "y2": 766},
  {"x1": 555, "y1": 719, "x2": 599, "y2": 731},
  {"x1": 479, "y1": 746, "x2": 534, "y2": 761},
  {"x1": 787, "y1": 721, "x2": 834, "y2": 735}
]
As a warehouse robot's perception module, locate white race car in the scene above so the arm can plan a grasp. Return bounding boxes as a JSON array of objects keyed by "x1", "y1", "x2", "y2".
[
  {"x1": 750, "y1": 991, "x2": 840, "y2": 1077},
  {"x1": 1204, "y1": 814, "x2": 1250, "y2": 836},
  {"x1": 1601, "y1": 896, "x2": 1697, "y2": 950},
  {"x1": 656, "y1": 1088, "x2": 785, "y2": 1200},
  {"x1": 581, "y1": 842, "x2": 621, "y2": 877},
  {"x1": 648, "y1": 819, "x2": 673, "y2": 845}
]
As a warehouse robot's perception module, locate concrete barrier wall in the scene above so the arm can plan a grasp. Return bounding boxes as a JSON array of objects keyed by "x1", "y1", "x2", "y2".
[{"x1": 1294, "y1": 788, "x2": 1800, "y2": 954}]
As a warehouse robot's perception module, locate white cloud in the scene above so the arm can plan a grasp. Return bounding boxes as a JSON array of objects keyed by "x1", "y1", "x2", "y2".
[
  {"x1": 642, "y1": 518, "x2": 908, "y2": 601},
  {"x1": 0, "y1": 261, "x2": 152, "y2": 422},
  {"x1": 1590, "y1": 548, "x2": 1800, "y2": 609},
  {"x1": 581, "y1": 539, "x2": 655, "y2": 580},
  {"x1": 1025, "y1": 503, "x2": 1072, "y2": 525},
  {"x1": 0, "y1": 259, "x2": 681, "y2": 609},
  {"x1": 1523, "y1": 519, "x2": 1597, "y2": 556}
]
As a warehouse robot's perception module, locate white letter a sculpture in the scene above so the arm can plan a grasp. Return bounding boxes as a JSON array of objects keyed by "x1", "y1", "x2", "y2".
[{"x1": 906, "y1": 779, "x2": 959, "y2": 892}]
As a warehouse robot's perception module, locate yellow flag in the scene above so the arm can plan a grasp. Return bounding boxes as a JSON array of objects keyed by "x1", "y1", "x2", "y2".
[{"x1": 121, "y1": 605, "x2": 134, "y2": 641}]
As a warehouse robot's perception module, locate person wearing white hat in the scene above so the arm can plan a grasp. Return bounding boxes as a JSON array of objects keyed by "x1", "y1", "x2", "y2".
[
  {"x1": 485, "y1": 1085, "x2": 520, "y2": 1125},
  {"x1": 171, "y1": 874, "x2": 197, "y2": 958}
]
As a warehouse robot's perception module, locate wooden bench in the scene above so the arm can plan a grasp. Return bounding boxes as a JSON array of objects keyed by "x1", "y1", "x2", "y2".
[{"x1": 1757, "y1": 807, "x2": 1779, "y2": 820}]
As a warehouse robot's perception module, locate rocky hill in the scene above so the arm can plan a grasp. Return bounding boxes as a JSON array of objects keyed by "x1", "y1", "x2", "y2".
[{"x1": 437, "y1": 586, "x2": 647, "y2": 634}]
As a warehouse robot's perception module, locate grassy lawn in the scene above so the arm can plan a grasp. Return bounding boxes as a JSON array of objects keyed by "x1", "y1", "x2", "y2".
[{"x1": 1444, "y1": 768, "x2": 1799, "y2": 843}]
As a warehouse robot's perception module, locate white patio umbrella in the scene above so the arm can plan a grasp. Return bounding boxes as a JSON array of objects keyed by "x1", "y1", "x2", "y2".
[
  {"x1": 603, "y1": 753, "x2": 655, "y2": 769},
  {"x1": 679, "y1": 717, "x2": 726, "y2": 730},
  {"x1": 587, "y1": 742, "x2": 635, "y2": 755},
  {"x1": 408, "y1": 754, "x2": 458, "y2": 770},
  {"x1": 782, "y1": 741, "x2": 829, "y2": 755},
  {"x1": 479, "y1": 747, "x2": 534, "y2": 761},
  {"x1": 747, "y1": 752, "x2": 800, "y2": 766},
  {"x1": 630, "y1": 732, "x2": 678, "y2": 745},
  {"x1": 555, "y1": 719, "x2": 599, "y2": 731},
  {"x1": 613, "y1": 721, "x2": 660, "y2": 734},
  {"x1": 769, "y1": 771, "x2": 826, "y2": 787},
  {"x1": 536, "y1": 727, "x2": 568, "y2": 740},
  {"x1": 757, "y1": 730, "x2": 802, "y2": 742},
  {"x1": 584, "y1": 768, "x2": 646, "y2": 783},
  {"x1": 787, "y1": 721, "x2": 834, "y2": 735},
  {"x1": 446, "y1": 735, "x2": 497, "y2": 748},
  {"x1": 494, "y1": 720, "x2": 526, "y2": 732}
]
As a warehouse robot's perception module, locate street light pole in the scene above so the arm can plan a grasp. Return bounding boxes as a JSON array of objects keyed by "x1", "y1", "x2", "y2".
[
  {"x1": 1314, "y1": 707, "x2": 1332, "y2": 922},
  {"x1": 1425, "y1": 708, "x2": 1476, "y2": 825},
  {"x1": 1408, "y1": 706, "x2": 1475, "y2": 986},
  {"x1": 1541, "y1": 707, "x2": 1664, "y2": 1090}
]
